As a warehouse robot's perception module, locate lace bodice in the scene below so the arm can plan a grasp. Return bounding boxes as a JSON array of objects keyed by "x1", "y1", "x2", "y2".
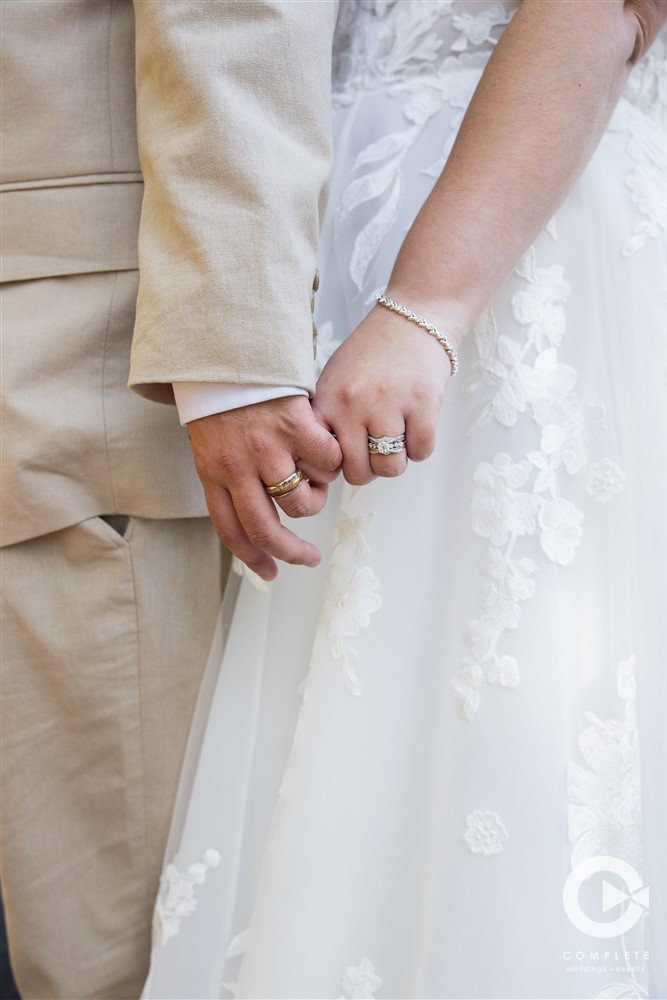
[
  {"x1": 333, "y1": 1, "x2": 517, "y2": 99},
  {"x1": 332, "y1": 0, "x2": 666, "y2": 123}
]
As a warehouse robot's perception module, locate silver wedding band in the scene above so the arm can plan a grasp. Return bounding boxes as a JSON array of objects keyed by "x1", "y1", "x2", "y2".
[{"x1": 368, "y1": 433, "x2": 406, "y2": 456}]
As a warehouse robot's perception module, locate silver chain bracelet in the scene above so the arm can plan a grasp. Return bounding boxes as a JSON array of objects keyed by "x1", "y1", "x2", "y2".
[{"x1": 375, "y1": 293, "x2": 460, "y2": 376}]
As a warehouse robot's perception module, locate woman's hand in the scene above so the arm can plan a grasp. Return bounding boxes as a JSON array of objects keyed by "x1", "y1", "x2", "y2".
[
  {"x1": 312, "y1": 303, "x2": 461, "y2": 486},
  {"x1": 315, "y1": 0, "x2": 667, "y2": 493}
]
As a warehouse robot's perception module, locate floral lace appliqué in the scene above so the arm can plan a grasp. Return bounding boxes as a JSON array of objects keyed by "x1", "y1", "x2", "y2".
[
  {"x1": 339, "y1": 957, "x2": 382, "y2": 999},
  {"x1": 463, "y1": 809, "x2": 509, "y2": 856},
  {"x1": 452, "y1": 244, "x2": 625, "y2": 720},
  {"x1": 318, "y1": 508, "x2": 381, "y2": 696},
  {"x1": 451, "y1": 1, "x2": 512, "y2": 51},
  {"x1": 333, "y1": 1, "x2": 455, "y2": 102},
  {"x1": 586, "y1": 460, "x2": 626, "y2": 502},
  {"x1": 335, "y1": 89, "x2": 444, "y2": 291},
  {"x1": 607, "y1": 49, "x2": 666, "y2": 256},
  {"x1": 152, "y1": 849, "x2": 221, "y2": 948},
  {"x1": 567, "y1": 655, "x2": 642, "y2": 872}
]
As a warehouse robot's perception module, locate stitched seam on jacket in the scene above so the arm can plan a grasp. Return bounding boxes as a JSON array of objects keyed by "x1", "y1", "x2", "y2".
[{"x1": 101, "y1": 271, "x2": 120, "y2": 514}]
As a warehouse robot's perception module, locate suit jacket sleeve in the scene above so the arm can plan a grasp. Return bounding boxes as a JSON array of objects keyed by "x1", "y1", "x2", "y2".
[{"x1": 129, "y1": 0, "x2": 338, "y2": 404}]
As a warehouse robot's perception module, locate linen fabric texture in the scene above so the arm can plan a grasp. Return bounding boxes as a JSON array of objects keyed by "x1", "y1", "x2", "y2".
[
  {"x1": 1, "y1": 0, "x2": 338, "y2": 546},
  {"x1": 1, "y1": 516, "x2": 227, "y2": 999},
  {"x1": 129, "y1": 0, "x2": 337, "y2": 402}
]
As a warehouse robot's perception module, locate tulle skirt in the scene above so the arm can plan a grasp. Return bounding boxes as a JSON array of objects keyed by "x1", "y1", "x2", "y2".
[{"x1": 142, "y1": 57, "x2": 666, "y2": 1000}]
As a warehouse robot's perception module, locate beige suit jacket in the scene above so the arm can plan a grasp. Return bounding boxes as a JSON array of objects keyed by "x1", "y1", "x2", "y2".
[{"x1": 1, "y1": 0, "x2": 337, "y2": 546}]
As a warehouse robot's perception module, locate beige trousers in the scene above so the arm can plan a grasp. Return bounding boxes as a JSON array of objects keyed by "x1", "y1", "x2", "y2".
[{"x1": 1, "y1": 515, "x2": 229, "y2": 999}]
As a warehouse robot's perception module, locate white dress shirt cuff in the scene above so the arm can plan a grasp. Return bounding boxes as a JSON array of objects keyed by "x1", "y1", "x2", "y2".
[{"x1": 172, "y1": 382, "x2": 308, "y2": 426}]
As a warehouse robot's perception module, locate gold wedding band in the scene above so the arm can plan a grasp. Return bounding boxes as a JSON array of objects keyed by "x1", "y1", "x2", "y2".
[{"x1": 265, "y1": 469, "x2": 307, "y2": 499}]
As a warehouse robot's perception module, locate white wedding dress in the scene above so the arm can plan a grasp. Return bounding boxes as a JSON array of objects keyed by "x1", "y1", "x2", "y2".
[{"x1": 141, "y1": 3, "x2": 666, "y2": 998}]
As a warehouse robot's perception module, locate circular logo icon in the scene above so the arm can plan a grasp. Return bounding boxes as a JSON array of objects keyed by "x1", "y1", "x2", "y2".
[{"x1": 563, "y1": 855, "x2": 649, "y2": 938}]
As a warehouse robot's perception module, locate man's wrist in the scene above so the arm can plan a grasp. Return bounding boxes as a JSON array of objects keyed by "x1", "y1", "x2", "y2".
[{"x1": 172, "y1": 382, "x2": 308, "y2": 426}]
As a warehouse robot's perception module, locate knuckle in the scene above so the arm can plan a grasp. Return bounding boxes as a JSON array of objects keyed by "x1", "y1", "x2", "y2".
[
  {"x1": 412, "y1": 380, "x2": 439, "y2": 406},
  {"x1": 285, "y1": 410, "x2": 307, "y2": 438},
  {"x1": 211, "y1": 510, "x2": 243, "y2": 548},
  {"x1": 374, "y1": 380, "x2": 393, "y2": 401},
  {"x1": 280, "y1": 497, "x2": 312, "y2": 518},
  {"x1": 301, "y1": 425, "x2": 325, "y2": 454},
  {"x1": 345, "y1": 470, "x2": 374, "y2": 487},
  {"x1": 283, "y1": 547, "x2": 319, "y2": 568},
  {"x1": 283, "y1": 553, "x2": 305, "y2": 567},
  {"x1": 215, "y1": 523, "x2": 244, "y2": 550},
  {"x1": 247, "y1": 527, "x2": 274, "y2": 549},
  {"x1": 302, "y1": 433, "x2": 342, "y2": 473},
  {"x1": 320, "y1": 452, "x2": 342, "y2": 474},
  {"x1": 409, "y1": 446, "x2": 433, "y2": 463},
  {"x1": 409, "y1": 427, "x2": 436, "y2": 461},
  {"x1": 338, "y1": 382, "x2": 360, "y2": 408},
  {"x1": 250, "y1": 434, "x2": 281, "y2": 469},
  {"x1": 293, "y1": 498, "x2": 314, "y2": 518},
  {"x1": 246, "y1": 429, "x2": 268, "y2": 457},
  {"x1": 215, "y1": 451, "x2": 242, "y2": 480},
  {"x1": 377, "y1": 461, "x2": 406, "y2": 478},
  {"x1": 321, "y1": 452, "x2": 342, "y2": 474}
]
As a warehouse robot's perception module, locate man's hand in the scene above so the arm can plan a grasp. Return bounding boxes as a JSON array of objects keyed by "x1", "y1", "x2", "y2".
[
  {"x1": 313, "y1": 304, "x2": 457, "y2": 485},
  {"x1": 187, "y1": 396, "x2": 342, "y2": 580}
]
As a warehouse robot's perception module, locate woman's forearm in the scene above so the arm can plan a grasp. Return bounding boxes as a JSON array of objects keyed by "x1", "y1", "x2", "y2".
[{"x1": 386, "y1": 0, "x2": 665, "y2": 343}]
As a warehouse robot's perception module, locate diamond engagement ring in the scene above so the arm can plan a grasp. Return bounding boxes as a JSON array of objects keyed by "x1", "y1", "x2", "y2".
[
  {"x1": 265, "y1": 469, "x2": 306, "y2": 498},
  {"x1": 368, "y1": 434, "x2": 406, "y2": 456}
]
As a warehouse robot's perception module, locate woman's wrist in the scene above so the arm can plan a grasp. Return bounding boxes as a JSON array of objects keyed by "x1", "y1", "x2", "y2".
[
  {"x1": 375, "y1": 293, "x2": 461, "y2": 376},
  {"x1": 382, "y1": 286, "x2": 472, "y2": 351}
]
